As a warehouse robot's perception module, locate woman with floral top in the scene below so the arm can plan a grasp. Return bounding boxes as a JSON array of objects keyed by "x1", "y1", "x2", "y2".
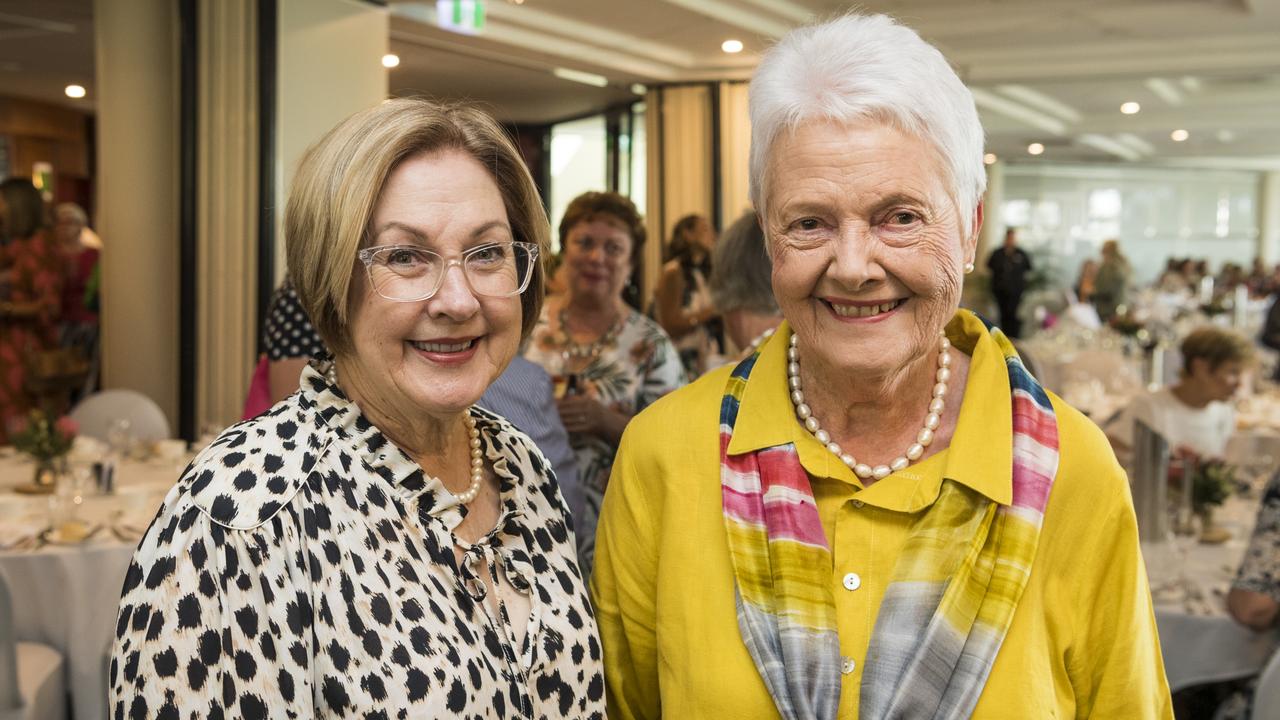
[
  {"x1": 0, "y1": 178, "x2": 64, "y2": 443},
  {"x1": 110, "y1": 99, "x2": 604, "y2": 719},
  {"x1": 525, "y1": 191, "x2": 685, "y2": 575}
]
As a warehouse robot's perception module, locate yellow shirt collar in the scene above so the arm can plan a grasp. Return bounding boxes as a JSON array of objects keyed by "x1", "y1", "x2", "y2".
[{"x1": 725, "y1": 309, "x2": 1013, "y2": 507}]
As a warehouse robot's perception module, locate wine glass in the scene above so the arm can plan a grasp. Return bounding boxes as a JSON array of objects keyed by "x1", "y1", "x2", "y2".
[{"x1": 106, "y1": 418, "x2": 134, "y2": 460}]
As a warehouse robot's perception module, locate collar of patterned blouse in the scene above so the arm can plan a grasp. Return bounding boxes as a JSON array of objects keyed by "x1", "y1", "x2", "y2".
[{"x1": 185, "y1": 362, "x2": 533, "y2": 533}]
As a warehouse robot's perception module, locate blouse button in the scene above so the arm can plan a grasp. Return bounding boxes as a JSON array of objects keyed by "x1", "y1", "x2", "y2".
[
  {"x1": 841, "y1": 656, "x2": 857, "y2": 675},
  {"x1": 842, "y1": 572, "x2": 861, "y2": 591}
]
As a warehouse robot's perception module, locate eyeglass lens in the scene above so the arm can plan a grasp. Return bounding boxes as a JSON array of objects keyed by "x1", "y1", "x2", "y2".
[{"x1": 367, "y1": 243, "x2": 535, "y2": 301}]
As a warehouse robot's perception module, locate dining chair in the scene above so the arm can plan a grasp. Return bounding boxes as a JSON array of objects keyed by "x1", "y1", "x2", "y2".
[
  {"x1": 1251, "y1": 645, "x2": 1280, "y2": 719},
  {"x1": 0, "y1": 573, "x2": 65, "y2": 720},
  {"x1": 70, "y1": 389, "x2": 172, "y2": 443}
]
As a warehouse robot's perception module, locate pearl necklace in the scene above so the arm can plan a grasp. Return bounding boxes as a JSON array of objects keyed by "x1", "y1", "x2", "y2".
[
  {"x1": 747, "y1": 327, "x2": 776, "y2": 354},
  {"x1": 454, "y1": 411, "x2": 485, "y2": 504},
  {"x1": 787, "y1": 331, "x2": 952, "y2": 481},
  {"x1": 325, "y1": 361, "x2": 485, "y2": 505}
]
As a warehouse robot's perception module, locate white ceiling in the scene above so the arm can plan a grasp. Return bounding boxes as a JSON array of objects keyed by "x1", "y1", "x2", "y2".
[
  {"x1": 388, "y1": 0, "x2": 1280, "y2": 168},
  {"x1": 0, "y1": 0, "x2": 95, "y2": 111},
  {"x1": 3, "y1": 0, "x2": 1279, "y2": 169}
]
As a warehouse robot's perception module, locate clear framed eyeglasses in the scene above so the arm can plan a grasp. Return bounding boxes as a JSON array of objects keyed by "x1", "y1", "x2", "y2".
[{"x1": 356, "y1": 241, "x2": 540, "y2": 302}]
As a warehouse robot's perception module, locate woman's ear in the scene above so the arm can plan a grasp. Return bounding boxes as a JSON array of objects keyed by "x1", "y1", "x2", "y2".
[{"x1": 966, "y1": 201, "x2": 985, "y2": 267}]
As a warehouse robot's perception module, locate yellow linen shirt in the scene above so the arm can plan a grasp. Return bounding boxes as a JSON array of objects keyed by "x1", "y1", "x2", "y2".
[{"x1": 591, "y1": 309, "x2": 1173, "y2": 719}]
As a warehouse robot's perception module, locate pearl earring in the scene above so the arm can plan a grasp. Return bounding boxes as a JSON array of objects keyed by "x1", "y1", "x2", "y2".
[{"x1": 963, "y1": 262, "x2": 975, "y2": 274}]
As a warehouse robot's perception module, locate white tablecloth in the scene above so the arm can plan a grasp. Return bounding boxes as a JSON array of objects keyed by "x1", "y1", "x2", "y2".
[
  {"x1": 1145, "y1": 486, "x2": 1280, "y2": 692},
  {"x1": 0, "y1": 452, "x2": 178, "y2": 720}
]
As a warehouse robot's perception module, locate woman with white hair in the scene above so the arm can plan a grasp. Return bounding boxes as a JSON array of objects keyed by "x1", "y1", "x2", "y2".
[{"x1": 591, "y1": 13, "x2": 1171, "y2": 719}]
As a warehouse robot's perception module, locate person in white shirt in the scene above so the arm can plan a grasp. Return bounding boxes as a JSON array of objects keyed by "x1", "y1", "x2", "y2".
[{"x1": 1108, "y1": 326, "x2": 1253, "y2": 460}]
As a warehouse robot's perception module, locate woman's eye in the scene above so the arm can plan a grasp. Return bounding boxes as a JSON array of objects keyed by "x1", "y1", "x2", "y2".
[
  {"x1": 471, "y1": 245, "x2": 507, "y2": 264},
  {"x1": 888, "y1": 212, "x2": 919, "y2": 226},
  {"x1": 384, "y1": 248, "x2": 424, "y2": 267},
  {"x1": 796, "y1": 218, "x2": 821, "y2": 231}
]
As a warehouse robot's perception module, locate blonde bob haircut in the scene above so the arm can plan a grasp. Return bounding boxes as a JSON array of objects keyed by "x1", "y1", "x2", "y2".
[{"x1": 285, "y1": 98, "x2": 550, "y2": 355}]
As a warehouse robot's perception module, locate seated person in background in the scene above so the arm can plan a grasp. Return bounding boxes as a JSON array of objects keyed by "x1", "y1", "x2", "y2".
[
  {"x1": 1107, "y1": 326, "x2": 1251, "y2": 461},
  {"x1": 707, "y1": 210, "x2": 781, "y2": 357},
  {"x1": 1229, "y1": 470, "x2": 1280, "y2": 631}
]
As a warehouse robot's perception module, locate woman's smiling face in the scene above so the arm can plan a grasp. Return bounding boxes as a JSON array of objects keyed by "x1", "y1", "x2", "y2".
[
  {"x1": 763, "y1": 118, "x2": 977, "y2": 379},
  {"x1": 342, "y1": 148, "x2": 523, "y2": 424}
]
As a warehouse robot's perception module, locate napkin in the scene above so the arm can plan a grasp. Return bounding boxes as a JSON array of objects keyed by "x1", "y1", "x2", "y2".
[{"x1": 0, "y1": 521, "x2": 45, "y2": 550}]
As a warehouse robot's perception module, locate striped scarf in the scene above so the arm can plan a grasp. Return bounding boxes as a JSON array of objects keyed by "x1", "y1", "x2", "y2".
[{"x1": 720, "y1": 316, "x2": 1059, "y2": 720}]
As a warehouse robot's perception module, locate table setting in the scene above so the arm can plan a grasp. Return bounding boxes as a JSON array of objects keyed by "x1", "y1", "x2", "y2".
[
  {"x1": 0, "y1": 410, "x2": 200, "y2": 720},
  {"x1": 1131, "y1": 421, "x2": 1280, "y2": 693}
]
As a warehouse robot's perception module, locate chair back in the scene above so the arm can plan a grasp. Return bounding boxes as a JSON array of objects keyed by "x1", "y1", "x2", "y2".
[
  {"x1": 1253, "y1": 644, "x2": 1280, "y2": 718},
  {"x1": 0, "y1": 574, "x2": 22, "y2": 713},
  {"x1": 70, "y1": 389, "x2": 171, "y2": 443}
]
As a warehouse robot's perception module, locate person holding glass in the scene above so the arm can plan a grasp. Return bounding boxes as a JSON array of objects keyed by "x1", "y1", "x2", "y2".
[
  {"x1": 110, "y1": 99, "x2": 604, "y2": 718},
  {"x1": 525, "y1": 191, "x2": 684, "y2": 575}
]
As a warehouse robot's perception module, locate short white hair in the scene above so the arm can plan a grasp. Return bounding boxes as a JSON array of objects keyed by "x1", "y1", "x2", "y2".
[
  {"x1": 55, "y1": 202, "x2": 88, "y2": 226},
  {"x1": 749, "y1": 13, "x2": 986, "y2": 232}
]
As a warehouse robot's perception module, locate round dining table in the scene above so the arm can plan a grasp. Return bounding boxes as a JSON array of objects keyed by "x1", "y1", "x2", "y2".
[{"x1": 0, "y1": 449, "x2": 180, "y2": 720}]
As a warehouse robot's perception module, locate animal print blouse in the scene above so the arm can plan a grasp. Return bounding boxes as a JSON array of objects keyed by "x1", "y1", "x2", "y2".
[{"x1": 109, "y1": 365, "x2": 605, "y2": 719}]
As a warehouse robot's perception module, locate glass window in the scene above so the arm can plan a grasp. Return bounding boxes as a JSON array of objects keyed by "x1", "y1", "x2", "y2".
[
  {"x1": 549, "y1": 114, "x2": 607, "y2": 251},
  {"x1": 1001, "y1": 165, "x2": 1260, "y2": 287},
  {"x1": 628, "y1": 102, "x2": 646, "y2": 214}
]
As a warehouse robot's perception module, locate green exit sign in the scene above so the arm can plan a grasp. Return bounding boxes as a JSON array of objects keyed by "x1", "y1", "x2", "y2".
[{"x1": 437, "y1": 0, "x2": 485, "y2": 35}]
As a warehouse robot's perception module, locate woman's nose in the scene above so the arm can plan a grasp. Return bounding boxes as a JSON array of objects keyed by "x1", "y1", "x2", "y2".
[
  {"x1": 427, "y1": 262, "x2": 481, "y2": 319},
  {"x1": 828, "y1": 225, "x2": 885, "y2": 288}
]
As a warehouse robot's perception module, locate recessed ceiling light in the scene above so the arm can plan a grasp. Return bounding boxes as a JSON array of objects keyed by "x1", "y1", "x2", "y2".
[
  {"x1": 630, "y1": 83, "x2": 648, "y2": 96},
  {"x1": 553, "y1": 67, "x2": 609, "y2": 88},
  {"x1": 1120, "y1": 101, "x2": 1141, "y2": 115},
  {"x1": 381, "y1": 54, "x2": 400, "y2": 68},
  {"x1": 983, "y1": 153, "x2": 997, "y2": 165},
  {"x1": 1170, "y1": 129, "x2": 1189, "y2": 142},
  {"x1": 64, "y1": 84, "x2": 85, "y2": 99},
  {"x1": 1217, "y1": 129, "x2": 1235, "y2": 142},
  {"x1": 1027, "y1": 143, "x2": 1045, "y2": 156},
  {"x1": 722, "y1": 39, "x2": 744, "y2": 54}
]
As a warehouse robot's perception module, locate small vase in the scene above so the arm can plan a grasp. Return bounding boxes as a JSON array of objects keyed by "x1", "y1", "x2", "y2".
[
  {"x1": 1198, "y1": 508, "x2": 1231, "y2": 545},
  {"x1": 33, "y1": 458, "x2": 59, "y2": 489}
]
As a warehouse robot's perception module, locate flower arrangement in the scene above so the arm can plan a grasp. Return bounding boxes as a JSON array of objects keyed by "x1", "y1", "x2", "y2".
[
  {"x1": 1189, "y1": 459, "x2": 1234, "y2": 515},
  {"x1": 10, "y1": 409, "x2": 78, "y2": 462}
]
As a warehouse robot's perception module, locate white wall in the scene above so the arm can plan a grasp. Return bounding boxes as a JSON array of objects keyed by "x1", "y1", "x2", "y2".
[
  {"x1": 1001, "y1": 163, "x2": 1262, "y2": 286},
  {"x1": 275, "y1": 0, "x2": 388, "y2": 281}
]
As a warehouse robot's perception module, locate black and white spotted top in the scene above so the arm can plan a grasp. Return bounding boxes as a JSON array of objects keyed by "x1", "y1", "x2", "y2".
[
  {"x1": 263, "y1": 281, "x2": 326, "y2": 360},
  {"x1": 109, "y1": 365, "x2": 605, "y2": 719}
]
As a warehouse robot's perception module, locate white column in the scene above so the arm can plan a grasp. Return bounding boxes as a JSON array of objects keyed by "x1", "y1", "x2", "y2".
[
  {"x1": 94, "y1": 0, "x2": 180, "y2": 427},
  {"x1": 1260, "y1": 171, "x2": 1280, "y2": 265},
  {"x1": 275, "y1": 0, "x2": 388, "y2": 284}
]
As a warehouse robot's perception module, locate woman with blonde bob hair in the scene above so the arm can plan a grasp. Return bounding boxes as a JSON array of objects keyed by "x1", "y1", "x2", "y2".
[
  {"x1": 111, "y1": 99, "x2": 605, "y2": 718},
  {"x1": 592, "y1": 13, "x2": 1171, "y2": 719}
]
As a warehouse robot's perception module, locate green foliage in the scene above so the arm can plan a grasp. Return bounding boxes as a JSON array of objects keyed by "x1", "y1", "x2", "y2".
[
  {"x1": 9, "y1": 409, "x2": 77, "y2": 462},
  {"x1": 1190, "y1": 459, "x2": 1234, "y2": 514}
]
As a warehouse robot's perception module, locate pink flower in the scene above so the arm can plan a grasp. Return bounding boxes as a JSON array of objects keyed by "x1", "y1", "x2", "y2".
[{"x1": 55, "y1": 416, "x2": 79, "y2": 439}]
